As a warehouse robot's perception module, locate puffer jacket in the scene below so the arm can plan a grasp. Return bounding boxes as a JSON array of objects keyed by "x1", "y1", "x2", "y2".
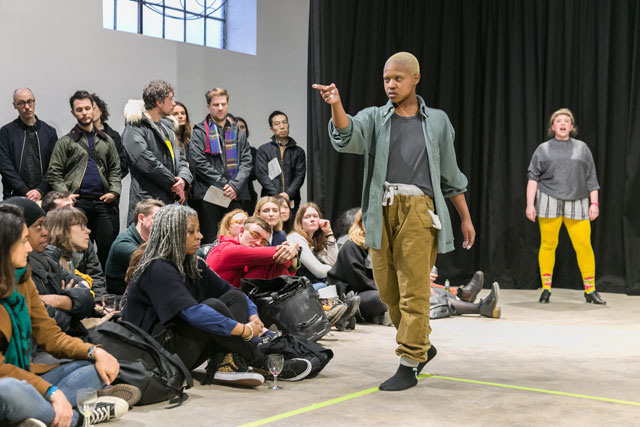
[
  {"x1": 0, "y1": 116, "x2": 58, "y2": 198},
  {"x1": 47, "y1": 125, "x2": 121, "y2": 196},
  {"x1": 122, "y1": 100, "x2": 192, "y2": 223},
  {"x1": 44, "y1": 244, "x2": 107, "y2": 300},
  {"x1": 190, "y1": 118, "x2": 253, "y2": 201}
]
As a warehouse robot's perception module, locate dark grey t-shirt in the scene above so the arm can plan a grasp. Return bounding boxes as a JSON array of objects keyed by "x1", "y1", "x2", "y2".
[{"x1": 386, "y1": 114, "x2": 433, "y2": 197}]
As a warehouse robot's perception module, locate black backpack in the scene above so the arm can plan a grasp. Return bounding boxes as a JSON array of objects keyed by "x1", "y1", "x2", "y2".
[
  {"x1": 88, "y1": 320, "x2": 193, "y2": 406},
  {"x1": 258, "y1": 333, "x2": 333, "y2": 379}
]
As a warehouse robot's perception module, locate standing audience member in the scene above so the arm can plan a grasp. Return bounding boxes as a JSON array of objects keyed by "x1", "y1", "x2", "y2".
[
  {"x1": 0, "y1": 88, "x2": 58, "y2": 201},
  {"x1": 172, "y1": 101, "x2": 192, "y2": 164},
  {"x1": 91, "y1": 93, "x2": 128, "y2": 179},
  {"x1": 526, "y1": 108, "x2": 604, "y2": 304},
  {"x1": 122, "y1": 80, "x2": 192, "y2": 223},
  {"x1": 0, "y1": 203, "x2": 130, "y2": 426},
  {"x1": 44, "y1": 207, "x2": 107, "y2": 302},
  {"x1": 256, "y1": 110, "x2": 306, "y2": 220},
  {"x1": 190, "y1": 88, "x2": 253, "y2": 243},
  {"x1": 47, "y1": 91, "x2": 121, "y2": 270},
  {"x1": 4, "y1": 197, "x2": 94, "y2": 336},
  {"x1": 123, "y1": 205, "x2": 293, "y2": 388},
  {"x1": 105, "y1": 199, "x2": 164, "y2": 295},
  {"x1": 207, "y1": 216, "x2": 297, "y2": 288},
  {"x1": 235, "y1": 117, "x2": 259, "y2": 214}
]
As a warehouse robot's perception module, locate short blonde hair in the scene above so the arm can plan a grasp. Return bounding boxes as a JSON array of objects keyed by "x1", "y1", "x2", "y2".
[
  {"x1": 205, "y1": 88, "x2": 229, "y2": 104},
  {"x1": 385, "y1": 52, "x2": 420, "y2": 75},
  {"x1": 254, "y1": 196, "x2": 282, "y2": 231},
  {"x1": 547, "y1": 108, "x2": 578, "y2": 138}
]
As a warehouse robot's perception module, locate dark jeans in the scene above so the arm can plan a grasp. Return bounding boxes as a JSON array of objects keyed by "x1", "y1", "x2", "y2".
[
  {"x1": 193, "y1": 199, "x2": 244, "y2": 244},
  {"x1": 75, "y1": 197, "x2": 115, "y2": 271},
  {"x1": 160, "y1": 291, "x2": 264, "y2": 369}
]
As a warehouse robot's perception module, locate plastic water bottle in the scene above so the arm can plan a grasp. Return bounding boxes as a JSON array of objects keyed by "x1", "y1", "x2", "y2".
[{"x1": 444, "y1": 279, "x2": 450, "y2": 292}]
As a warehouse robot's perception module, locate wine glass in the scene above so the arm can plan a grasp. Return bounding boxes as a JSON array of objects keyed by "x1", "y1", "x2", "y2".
[
  {"x1": 267, "y1": 354, "x2": 285, "y2": 390},
  {"x1": 77, "y1": 388, "x2": 97, "y2": 427}
]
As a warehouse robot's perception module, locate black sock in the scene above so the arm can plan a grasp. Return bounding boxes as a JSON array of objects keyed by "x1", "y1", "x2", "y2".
[
  {"x1": 379, "y1": 365, "x2": 418, "y2": 391},
  {"x1": 416, "y1": 345, "x2": 438, "y2": 376}
]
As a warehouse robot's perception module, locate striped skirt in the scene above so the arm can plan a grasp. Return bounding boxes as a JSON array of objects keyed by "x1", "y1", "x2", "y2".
[{"x1": 536, "y1": 190, "x2": 590, "y2": 220}]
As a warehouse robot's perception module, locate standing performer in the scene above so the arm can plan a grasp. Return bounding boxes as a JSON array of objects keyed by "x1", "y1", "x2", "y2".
[
  {"x1": 313, "y1": 52, "x2": 475, "y2": 391},
  {"x1": 526, "y1": 108, "x2": 605, "y2": 305}
]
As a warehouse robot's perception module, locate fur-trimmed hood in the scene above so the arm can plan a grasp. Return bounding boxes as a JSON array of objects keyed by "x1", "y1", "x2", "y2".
[{"x1": 123, "y1": 99, "x2": 179, "y2": 131}]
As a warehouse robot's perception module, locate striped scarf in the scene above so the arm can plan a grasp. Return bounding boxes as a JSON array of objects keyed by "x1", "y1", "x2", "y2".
[{"x1": 205, "y1": 116, "x2": 238, "y2": 181}]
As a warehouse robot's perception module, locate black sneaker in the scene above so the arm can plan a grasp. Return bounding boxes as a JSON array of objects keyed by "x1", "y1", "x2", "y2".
[
  {"x1": 280, "y1": 358, "x2": 312, "y2": 381},
  {"x1": 212, "y1": 353, "x2": 264, "y2": 388}
]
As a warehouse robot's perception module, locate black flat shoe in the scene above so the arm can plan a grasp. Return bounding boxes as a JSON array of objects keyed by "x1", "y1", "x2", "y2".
[
  {"x1": 539, "y1": 289, "x2": 551, "y2": 303},
  {"x1": 585, "y1": 291, "x2": 606, "y2": 305}
]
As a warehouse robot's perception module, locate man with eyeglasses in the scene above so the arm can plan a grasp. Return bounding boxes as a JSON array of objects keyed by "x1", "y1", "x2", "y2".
[
  {"x1": 190, "y1": 88, "x2": 253, "y2": 243},
  {"x1": 0, "y1": 88, "x2": 59, "y2": 201},
  {"x1": 255, "y1": 110, "x2": 306, "y2": 221},
  {"x1": 206, "y1": 216, "x2": 299, "y2": 289}
]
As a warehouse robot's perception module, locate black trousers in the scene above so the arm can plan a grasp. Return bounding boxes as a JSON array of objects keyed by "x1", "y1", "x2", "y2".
[
  {"x1": 193, "y1": 199, "x2": 244, "y2": 244},
  {"x1": 75, "y1": 197, "x2": 114, "y2": 271},
  {"x1": 161, "y1": 291, "x2": 264, "y2": 370}
]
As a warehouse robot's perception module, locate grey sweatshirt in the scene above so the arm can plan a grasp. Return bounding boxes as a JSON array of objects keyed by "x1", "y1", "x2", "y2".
[{"x1": 527, "y1": 138, "x2": 599, "y2": 200}]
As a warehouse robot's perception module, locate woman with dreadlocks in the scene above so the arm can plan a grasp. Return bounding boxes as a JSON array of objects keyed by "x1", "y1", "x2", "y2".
[{"x1": 121, "y1": 205, "x2": 312, "y2": 387}]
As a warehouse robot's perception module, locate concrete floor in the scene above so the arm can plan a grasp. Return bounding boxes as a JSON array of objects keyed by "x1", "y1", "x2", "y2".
[{"x1": 113, "y1": 289, "x2": 640, "y2": 427}]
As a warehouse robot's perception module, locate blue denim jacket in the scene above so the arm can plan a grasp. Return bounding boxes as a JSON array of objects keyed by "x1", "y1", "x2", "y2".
[{"x1": 328, "y1": 96, "x2": 467, "y2": 253}]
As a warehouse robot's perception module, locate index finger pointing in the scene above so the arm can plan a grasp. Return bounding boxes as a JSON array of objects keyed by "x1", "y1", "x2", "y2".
[{"x1": 312, "y1": 83, "x2": 328, "y2": 91}]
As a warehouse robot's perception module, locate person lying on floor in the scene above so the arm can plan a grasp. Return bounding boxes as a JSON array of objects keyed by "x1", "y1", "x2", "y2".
[
  {"x1": 122, "y1": 205, "x2": 311, "y2": 388},
  {"x1": 429, "y1": 269, "x2": 501, "y2": 319}
]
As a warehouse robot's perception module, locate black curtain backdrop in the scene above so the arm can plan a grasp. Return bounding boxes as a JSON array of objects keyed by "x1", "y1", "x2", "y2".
[{"x1": 307, "y1": 0, "x2": 640, "y2": 294}]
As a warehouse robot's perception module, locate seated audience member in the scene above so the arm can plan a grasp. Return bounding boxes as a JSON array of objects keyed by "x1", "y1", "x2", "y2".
[
  {"x1": 332, "y1": 207, "x2": 360, "y2": 248},
  {"x1": 4, "y1": 198, "x2": 93, "y2": 336},
  {"x1": 122, "y1": 205, "x2": 311, "y2": 387},
  {"x1": 429, "y1": 269, "x2": 501, "y2": 319},
  {"x1": 197, "y1": 209, "x2": 249, "y2": 259},
  {"x1": 44, "y1": 207, "x2": 107, "y2": 302},
  {"x1": 207, "y1": 216, "x2": 297, "y2": 288},
  {"x1": 254, "y1": 196, "x2": 288, "y2": 245},
  {"x1": 287, "y1": 202, "x2": 337, "y2": 284},
  {"x1": 0, "y1": 204, "x2": 131, "y2": 426},
  {"x1": 42, "y1": 190, "x2": 75, "y2": 212},
  {"x1": 277, "y1": 195, "x2": 293, "y2": 233},
  {"x1": 328, "y1": 210, "x2": 388, "y2": 326},
  {"x1": 105, "y1": 199, "x2": 164, "y2": 295}
]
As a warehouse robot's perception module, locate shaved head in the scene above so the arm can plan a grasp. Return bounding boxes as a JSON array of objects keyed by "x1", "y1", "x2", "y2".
[
  {"x1": 384, "y1": 52, "x2": 420, "y2": 75},
  {"x1": 13, "y1": 88, "x2": 34, "y2": 102}
]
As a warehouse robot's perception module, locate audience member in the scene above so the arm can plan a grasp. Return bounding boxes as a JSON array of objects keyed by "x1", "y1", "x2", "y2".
[
  {"x1": 254, "y1": 196, "x2": 287, "y2": 245},
  {"x1": 44, "y1": 207, "x2": 107, "y2": 301},
  {"x1": 47, "y1": 90, "x2": 121, "y2": 270},
  {"x1": 0, "y1": 88, "x2": 58, "y2": 201},
  {"x1": 122, "y1": 80, "x2": 192, "y2": 223},
  {"x1": 429, "y1": 269, "x2": 501, "y2": 319},
  {"x1": 4, "y1": 197, "x2": 94, "y2": 337},
  {"x1": 190, "y1": 88, "x2": 253, "y2": 243},
  {"x1": 123, "y1": 205, "x2": 310, "y2": 387},
  {"x1": 207, "y1": 216, "x2": 297, "y2": 289},
  {"x1": 277, "y1": 195, "x2": 293, "y2": 233},
  {"x1": 217, "y1": 209, "x2": 248, "y2": 239},
  {"x1": 235, "y1": 117, "x2": 259, "y2": 214},
  {"x1": 42, "y1": 190, "x2": 75, "y2": 212},
  {"x1": 105, "y1": 199, "x2": 164, "y2": 295},
  {"x1": 256, "y1": 110, "x2": 306, "y2": 220},
  {"x1": 172, "y1": 101, "x2": 192, "y2": 164},
  {"x1": 92, "y1": 93, "x2": 128, "y2": 179},
  {"x1": 0, "y1": 203, "x2": 130, "y2": 426}
]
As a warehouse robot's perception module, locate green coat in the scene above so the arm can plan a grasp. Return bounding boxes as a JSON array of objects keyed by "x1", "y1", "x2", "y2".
[
  {"x1": 48, "y1": 125, "x2": 121, "y2": 196},
  {"x1": 328, "y1": 96, "x2": 467, "y2": 253}
]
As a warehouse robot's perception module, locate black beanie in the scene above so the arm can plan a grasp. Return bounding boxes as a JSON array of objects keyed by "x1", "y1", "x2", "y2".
[{"x1": 4, "y1": 197, "x2": 46, "y2": 227}]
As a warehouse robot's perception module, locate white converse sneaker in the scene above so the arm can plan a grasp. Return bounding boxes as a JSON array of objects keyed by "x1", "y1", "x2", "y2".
[{"x1": 83, "y1": 396, "x2": 129, "y2": 424}]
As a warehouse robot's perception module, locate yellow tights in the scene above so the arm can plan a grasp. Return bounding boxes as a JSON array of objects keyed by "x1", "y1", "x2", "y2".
[{"x1": 538, "y1": 217, "x2": 596, "y2": 293}]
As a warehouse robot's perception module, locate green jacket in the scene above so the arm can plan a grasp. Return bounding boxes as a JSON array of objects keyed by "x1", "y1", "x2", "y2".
[
  {"x1": 48, "y1": 125, "x2": 121, "y2": 196},
  {"x1": 328, "y1": 96, "x2": 467, "y2": 253}
]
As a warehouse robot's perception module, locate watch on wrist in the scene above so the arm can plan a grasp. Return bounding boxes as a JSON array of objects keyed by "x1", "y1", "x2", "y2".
[
  {"x1": 45, "y1": 385, "x2": 58, "y2": 402},
  {"x1": 87, "y1": 345, "x2": 98, "y2": 360}
]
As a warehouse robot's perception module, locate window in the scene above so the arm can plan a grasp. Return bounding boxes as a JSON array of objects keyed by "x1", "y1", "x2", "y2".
[{"x1": 103, "y1": 0, "x2": 227, "y2": 49}]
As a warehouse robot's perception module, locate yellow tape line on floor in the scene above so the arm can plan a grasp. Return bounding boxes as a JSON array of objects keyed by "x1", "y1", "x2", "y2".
[{"x1": 238, "y1": 373, "x2": 640, "y2": 426}]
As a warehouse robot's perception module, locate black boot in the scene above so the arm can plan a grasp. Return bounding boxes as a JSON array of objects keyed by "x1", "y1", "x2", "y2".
[
  {"x1": 539, "y1": 289, "x2": 551, "y2": 304},
  {"x1": 478, "y1": 282, "x2": 501, "y2": 318},
  {"x1": 459, "y1": 271, "x2": 484, "y2": 303},
  {"x1": 585, "y1": 291, "x2": 606, "y2": 305}
]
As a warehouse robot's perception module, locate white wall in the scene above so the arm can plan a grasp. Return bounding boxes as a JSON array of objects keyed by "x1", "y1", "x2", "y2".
[{"x1": 0, "y1": 0, "x2": 310, "y2": 225}]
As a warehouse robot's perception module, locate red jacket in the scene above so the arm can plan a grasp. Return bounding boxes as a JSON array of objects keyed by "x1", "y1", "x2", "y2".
[{"x1": 206, "y1": 236, "x2": 292, "y2": 288}]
